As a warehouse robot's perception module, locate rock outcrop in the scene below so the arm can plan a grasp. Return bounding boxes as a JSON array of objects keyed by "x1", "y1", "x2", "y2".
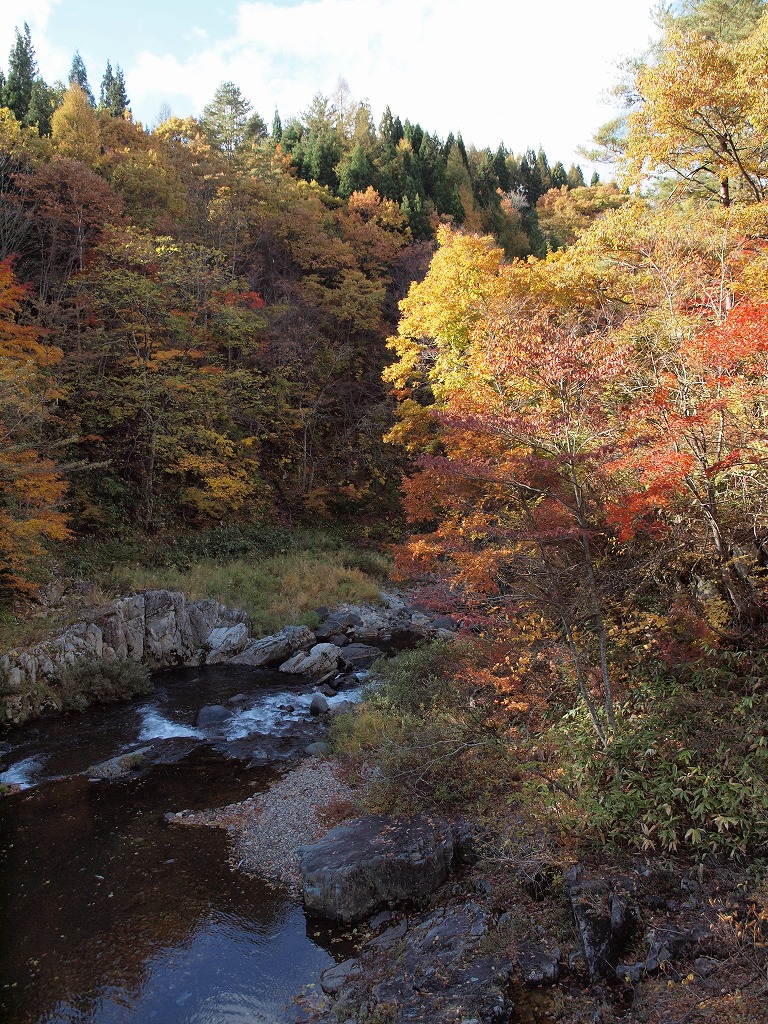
[
  {"x1": 309, "y1": 900, "x2": 513, "y2": 1023},
  {"x1": 564, "y1": 867, "x2": 641, "y2": 979},
  {"x1": 0, "y1": 590, "x2": 252, "y2": 726},
  {"x1": 228, "y1": 625, "x2": 316, "y2": 667}
]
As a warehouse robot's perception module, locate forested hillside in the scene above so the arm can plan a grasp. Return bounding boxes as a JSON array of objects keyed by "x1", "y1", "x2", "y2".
[
  {"x1": 0, "y1": 23, "x2": 602, "y2": 601},
  {"x1": 374, "y1": 0, "x2": 768, "y2": 864},
  {"x1": 4, "y1": 0, "x2": 768, "y2": 860}
]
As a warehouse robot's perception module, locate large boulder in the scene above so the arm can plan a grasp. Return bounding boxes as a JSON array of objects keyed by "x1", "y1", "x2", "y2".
[
  {"x1": 228, "y1": 624, "x2": 315, "y2": 667},
  {"x1": 300, "y1": 813, "x2": 457, "y2": 923},
  {"x1": 340, "y1": 643, "x2": 384, "y2": 669},
  {"x1": 196, "y1": 704, "x2": 232, "y2": 730},
  {"x1": 279, "y1": 643, "x2": 342, "y2": 678},
  {"x1": 204, "y1": 623, "x2": 250, "y2": 664}
]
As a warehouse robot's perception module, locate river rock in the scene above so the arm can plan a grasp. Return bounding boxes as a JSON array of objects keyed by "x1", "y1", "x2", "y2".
[
  {"x1": 320, "y1": 958, "x2": 362, "y2": 995},
  {"x1": 340, "y1": 643, "x2": 383, "y2": 668},
  {"x1": 315, "y1": 611, "x2": 364, "y2": 641},
  {"x1": 86, "y1": 745, "x2": 154, "y2": 779},
  {"x1": 228, "y1": 625, "x2": 315, "y2": 667},
  {"x1": 196, "y1": 705, "x2": 232, "y2": 729},
  {"x1": 204, "y1": 623, "x2": 250, "y2": 664},
  {"x1": 299, "y1": 813, "x2": 457, "y2": 923},
  {"x1": 279, "y1": 643, "x2": 342, "y2": 678},
  {"x1": 309, "y1": 694, "x2": 330, "y2": 716},
  {"x1": 305, "y1": 741, "x2": 330, "y2": 756}
]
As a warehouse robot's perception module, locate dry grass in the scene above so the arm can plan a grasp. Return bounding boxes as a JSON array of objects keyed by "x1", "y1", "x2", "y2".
[{"x1": 105, "y1": 551, "x2": 382, "y2": 636}]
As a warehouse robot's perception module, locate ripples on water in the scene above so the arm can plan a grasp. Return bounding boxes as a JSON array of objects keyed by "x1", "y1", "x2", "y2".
[{"x1": 0, "y1": 665, "x2": 362, "y2": 1024}]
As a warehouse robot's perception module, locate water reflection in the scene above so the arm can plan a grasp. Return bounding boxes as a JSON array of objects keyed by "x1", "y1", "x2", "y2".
[{"x1": 0, "y1": 746, "x2": 335, "y2": 1024}]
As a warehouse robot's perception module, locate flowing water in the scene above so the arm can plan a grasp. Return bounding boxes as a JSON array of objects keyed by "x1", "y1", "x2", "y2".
[{"x1": 0, "y1": 666, "x2": 364, "y2": 1024}]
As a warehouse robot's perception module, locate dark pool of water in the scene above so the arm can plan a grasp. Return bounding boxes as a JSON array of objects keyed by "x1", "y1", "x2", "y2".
[{"x1": 0, "y1": 667, "x2": 363, "y2": 1024}]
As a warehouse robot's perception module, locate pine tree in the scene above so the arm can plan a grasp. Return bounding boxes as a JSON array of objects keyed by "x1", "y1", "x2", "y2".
[
  {"x1": 271, "y1": 109, "x2": 282, "y2": 142},
  {"x1": 243, "y1": 112, "x2": 268, "y2": 144},
  {"x1": 551, "y1": 160, "x2": 568, "y2": 188},
  {"x1": 26, "y1": 79, "x2": 55, "y2": 135},
  {"x1": 201, "y1": 81, "x2": 252, "y2": 154},
  {"x1": 566, "y1": 163, "x2": 585, "y2": 188},
  {"x1": 68, "y1": 51, "x2": 95, "y2": 106},
  {"x1": 4, "y1": 23, "x2": 37, "y2": 122},
  {"x1": 99, "y1": 61, "x2": 114, "y2": 108},
  {"x1": 100, "y1": 62, "x2": 129, "y2": 117}
]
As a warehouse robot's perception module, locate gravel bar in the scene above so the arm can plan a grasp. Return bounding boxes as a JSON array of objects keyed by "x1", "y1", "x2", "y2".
[{"x1": 171, "y1": 756, "x2": 359, "y2": 893}]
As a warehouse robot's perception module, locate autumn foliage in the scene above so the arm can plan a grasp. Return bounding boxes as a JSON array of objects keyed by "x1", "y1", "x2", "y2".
[{"x1": 0, "y1": 258, "x2": 69, "y2": 595}]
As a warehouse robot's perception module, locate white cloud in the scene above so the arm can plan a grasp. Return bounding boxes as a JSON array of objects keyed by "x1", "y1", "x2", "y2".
[
  {"x1": 3, "y1": 0, "x2": 659, "y2": 166},
  {"x1": 0, "y1": 0, "x2": 70, "y2": 84},
  {"x1": 127, "y1": 0, "x2": 658, "y2": 163},
  {"x1": 0, "y1": 0, "x2": 59, "y2": 43}
]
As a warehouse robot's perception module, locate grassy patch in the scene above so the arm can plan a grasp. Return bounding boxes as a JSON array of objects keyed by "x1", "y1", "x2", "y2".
[
  {"x1": 0, "y1": 527, "x2": 390, "y2": 653},
  {"x1": 104, "y1": 551, "x2": 384, "y2": 636}
]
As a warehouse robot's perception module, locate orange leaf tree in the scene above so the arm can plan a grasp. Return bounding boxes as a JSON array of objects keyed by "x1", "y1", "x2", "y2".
[
  {"x1": 608, "y1": 299, "x2": 768, "y2": 631},
  {"x1": 0, "y1": 258, "x2": 70, "y2": 597},
  {"x1": 386, "y1": 226, "x2": 636, "y2": 741}
]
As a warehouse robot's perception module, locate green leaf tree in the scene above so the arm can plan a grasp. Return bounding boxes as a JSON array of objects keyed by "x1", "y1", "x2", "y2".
[
  {"x1": 201, "y1": 81, "x2": 252, "y2": 155},
  {"x1": 100, "y1": 61, "x2": 129, "y2": 117}
]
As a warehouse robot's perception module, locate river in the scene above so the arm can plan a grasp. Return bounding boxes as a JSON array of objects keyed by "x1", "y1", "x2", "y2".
[{"x1": 0, "y1": 665, "x2": 362, "y2": 1024}]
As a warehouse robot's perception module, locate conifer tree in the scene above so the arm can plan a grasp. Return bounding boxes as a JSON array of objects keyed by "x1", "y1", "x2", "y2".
[
  {"x1": 68, "y1": 51, "x2": 95, "y2": 106},
  {"x1": 99, "y1": 61, "x2": 114, "y2": 108},
  {"x1": 26, "y1": 79, "x2": 55, "y2": 135},
  {"x1": 201, "y1": 81, "x2": 252, "y2": 154},
  {"x1": 551, "y1": 160, "x2": 568, "y2": 188},
  {"x1": 567, "y1": 163, "x2": 585, "y2": 188},
  {"x1": 271, "y1": 109, "x2": 282, "y2": 142},
  {"x1": 4, "y1": 23, "x2": 37, "y2": 122},
  {"x1": 100, "y1": 61, "x2": 129, "y2": 117}
]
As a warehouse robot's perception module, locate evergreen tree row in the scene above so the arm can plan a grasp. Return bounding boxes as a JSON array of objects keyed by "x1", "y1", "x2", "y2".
[
  {"x1": 0, "y1": 22, "x2": 129, "y2": 136},
  {"x1": 1, "y1": 21, "x2": 596, "y2": 257}
]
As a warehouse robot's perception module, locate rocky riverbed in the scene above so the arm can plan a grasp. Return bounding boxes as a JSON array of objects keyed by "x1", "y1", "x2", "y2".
[
  {"x1": 168, "y1": 756, "x2": 360, "y2": 891},
  {"x1": 4, "y1": 590, "x2": 767, "y2": 1024},
  {"x1": 173, "y1": 747, "x2": 768, "y2": 1024}
]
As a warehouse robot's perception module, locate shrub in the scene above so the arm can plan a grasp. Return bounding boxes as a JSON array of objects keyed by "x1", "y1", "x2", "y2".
[
  {"x1": 551, "y1": 648, "x2": 768, "y2": 860},
  {"x1": 330, "y1": 639, "x2": 518, "y2": 815},
  {"x1": 57, "y1": 658, "x2": 151, "y2": 711}
]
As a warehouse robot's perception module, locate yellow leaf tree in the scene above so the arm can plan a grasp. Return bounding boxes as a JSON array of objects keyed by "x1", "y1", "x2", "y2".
[{"x1": 622, "y1": 21, "x2": 768, "y2": 206}]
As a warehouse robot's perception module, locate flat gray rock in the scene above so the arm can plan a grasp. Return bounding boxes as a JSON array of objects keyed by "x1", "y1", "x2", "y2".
[
  {"x1": 300, "y1": 813, "x2": 456, "y2": 923},
  {"x1": 228, "y1": 625, "x2": 315, "y2": 667}
]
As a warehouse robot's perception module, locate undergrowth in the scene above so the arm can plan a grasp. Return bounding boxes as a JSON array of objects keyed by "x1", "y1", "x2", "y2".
[
  {"x1": 330, "y1": 639, "x2": 520, "y2": 817},
  {"x1": 549, "y1": 648, "x2": 768, "y2": 862},
  {"x1": 0, "y1": 526, "x2": 391, "y2": 651},
  {"x1": 105, "y1": 552, "x2": 383, "y2": 636},
  {"x1": 57, "y1": 659, "x2": 151, "y2": 711}
]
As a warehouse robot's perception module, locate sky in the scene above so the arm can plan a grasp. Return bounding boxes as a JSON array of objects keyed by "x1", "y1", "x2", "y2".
[{"x1": 0, "y1": 0, "x2": 660, "y2": 168}]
